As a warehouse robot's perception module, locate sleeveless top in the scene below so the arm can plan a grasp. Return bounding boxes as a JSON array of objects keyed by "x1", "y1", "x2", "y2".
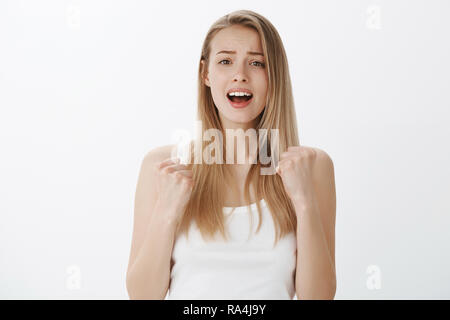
[{"x1": 167, "y1": 198, "x2": 297, "y2": 300}]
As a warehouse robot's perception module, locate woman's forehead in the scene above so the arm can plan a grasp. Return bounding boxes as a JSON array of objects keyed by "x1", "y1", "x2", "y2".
[{"x1": 211, "y1": 26, "x2": 262, "y2": 53}]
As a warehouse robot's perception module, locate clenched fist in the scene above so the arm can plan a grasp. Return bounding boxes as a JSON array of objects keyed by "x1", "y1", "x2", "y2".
[
  {"x1": 276, "y1": 146, "x2": 317, "y2": 207},
  {"x1": 154, "y1": 157, "x2": 194, "y2": 226}
]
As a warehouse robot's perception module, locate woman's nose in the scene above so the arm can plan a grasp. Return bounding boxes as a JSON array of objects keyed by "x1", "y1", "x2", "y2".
[
  {"x1": 233, "y1": 64, "x2": 248, "y2": 82},
  {"x1": 233, "y1": 74, "x2": 248, "y2": 82}
]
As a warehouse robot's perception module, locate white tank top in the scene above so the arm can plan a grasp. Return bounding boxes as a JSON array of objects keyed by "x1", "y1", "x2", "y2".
[{"x1": 167, "y1": 198, "x2": 297, "y2": 300}]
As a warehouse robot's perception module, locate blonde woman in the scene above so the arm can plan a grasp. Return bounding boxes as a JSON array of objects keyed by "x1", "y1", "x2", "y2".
[{"x1": 126, "y1": 10, "x2": 336, "y2": 300}]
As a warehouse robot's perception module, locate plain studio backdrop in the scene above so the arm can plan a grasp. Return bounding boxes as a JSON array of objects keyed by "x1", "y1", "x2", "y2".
[{"x1": 1, "y1": 0, "x2": 449, "y2": 300}]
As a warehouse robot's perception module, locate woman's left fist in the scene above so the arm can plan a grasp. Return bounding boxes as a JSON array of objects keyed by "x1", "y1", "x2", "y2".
[{"x1": 276, "y1": 145, "x2": 317, "y2": 204}]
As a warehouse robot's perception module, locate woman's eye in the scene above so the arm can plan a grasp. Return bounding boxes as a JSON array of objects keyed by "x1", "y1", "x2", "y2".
[
  {"x1": 252, "y1": 61, "x2": 265, "y2": 67},
  {"x1": 218, "y1": 60, "x2": 265, "y2": 67}
]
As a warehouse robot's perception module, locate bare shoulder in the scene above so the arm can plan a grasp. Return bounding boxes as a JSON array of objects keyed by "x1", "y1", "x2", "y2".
[
  {"x1": 310, "y1": 146, "x2": 336, "y2": 215},
  {"x1": 142, "y1": 144, "x2": 177, "y2": 167},
  {"x1": 134, "y1": 143, "x2": 177, "y2": 215},
  {"x1": 310, "y1": 147, "x2": 334, "y2": 176},
  {"x1": 308, "y1": 147, "x2": 336, "y2": 211}
]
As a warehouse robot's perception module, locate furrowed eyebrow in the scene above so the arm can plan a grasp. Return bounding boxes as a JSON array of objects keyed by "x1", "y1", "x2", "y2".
[{"x1": 216, "y1": 50, "x2": 264, "y2": 57}]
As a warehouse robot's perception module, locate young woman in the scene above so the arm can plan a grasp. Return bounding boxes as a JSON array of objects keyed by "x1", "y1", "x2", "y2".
[{"x1": 126, "y1": 10, "x2": 336, "y2": 300}]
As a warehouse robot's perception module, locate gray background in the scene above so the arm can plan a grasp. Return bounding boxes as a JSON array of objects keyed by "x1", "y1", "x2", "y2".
[{"x1": 0, "y1": 0, "x2": 449, "y2": 299}]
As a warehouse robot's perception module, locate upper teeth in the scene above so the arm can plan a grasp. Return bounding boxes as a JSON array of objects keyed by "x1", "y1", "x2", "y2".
[{"x1": 228, "y1": 92, "x2": 252, "y2": 97}]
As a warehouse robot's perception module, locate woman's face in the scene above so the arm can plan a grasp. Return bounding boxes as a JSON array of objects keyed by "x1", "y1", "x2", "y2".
[{"x1": 203, "y1": 25, "x2": 268, "y2": 130}]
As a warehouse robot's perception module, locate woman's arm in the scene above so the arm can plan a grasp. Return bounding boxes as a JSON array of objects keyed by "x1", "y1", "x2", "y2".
[
  {"x1": 126, "y1": 203, "x2": 178, "y2": 299},
  {"x1": 126, "y1": 145, "x2": 178, "y2": 299},
  {"x1": 294, "y1": 149, "x2": 336, "y2": 300}
]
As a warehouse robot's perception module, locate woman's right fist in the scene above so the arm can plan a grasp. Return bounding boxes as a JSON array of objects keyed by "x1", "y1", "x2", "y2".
[{"x1": 153, "y1": 157, "x2": 194, "y2": 226}]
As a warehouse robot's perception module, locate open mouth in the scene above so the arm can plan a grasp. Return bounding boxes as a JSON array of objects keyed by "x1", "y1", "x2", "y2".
[{"x1": 226, "y1": 93, "x2": 253, "y2": 103}]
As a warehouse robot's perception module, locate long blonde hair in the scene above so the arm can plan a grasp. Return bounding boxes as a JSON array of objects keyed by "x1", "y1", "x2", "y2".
[{"x1": 176, "y1": 10, "x2": 300, "y2": 247}]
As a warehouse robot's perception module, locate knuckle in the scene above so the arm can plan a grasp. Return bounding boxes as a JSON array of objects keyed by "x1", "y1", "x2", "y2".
[
  {"x1": 174, "y1": 171, "x2": 183, "y2": 181},
  {"x1": 166, "y1": 166, "x2": 175, "y2": 174}
]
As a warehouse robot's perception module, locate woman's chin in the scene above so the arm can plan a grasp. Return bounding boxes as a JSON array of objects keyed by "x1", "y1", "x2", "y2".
[{"x1": 219, "y1": 114, "x2": 259, "y2": 129}]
